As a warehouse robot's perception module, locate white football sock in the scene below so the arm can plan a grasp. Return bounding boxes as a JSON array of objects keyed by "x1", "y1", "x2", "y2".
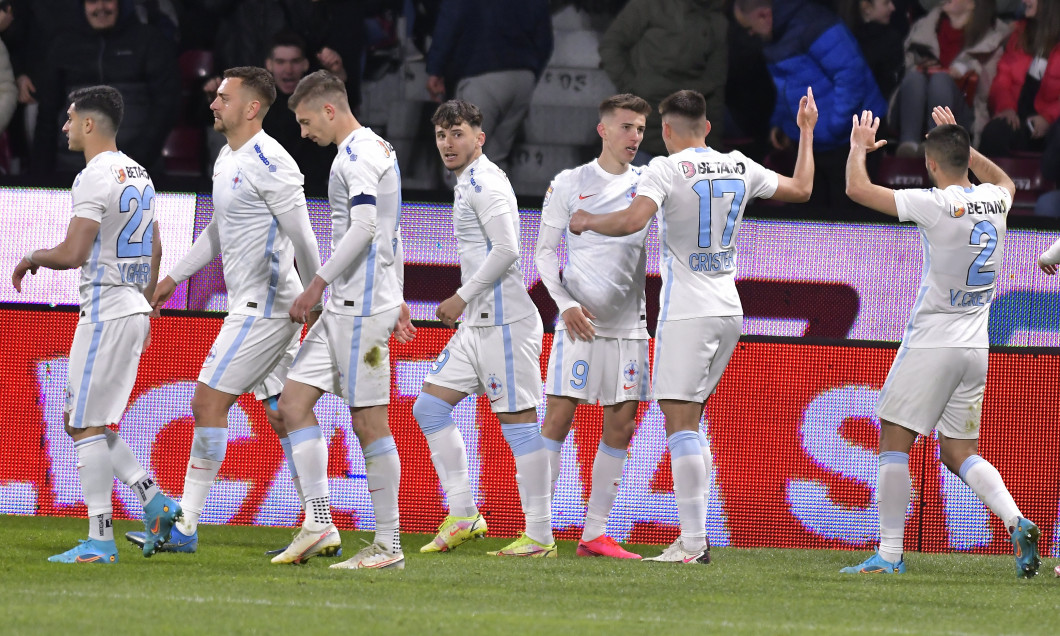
[
  {"x1": 582, "y1": 442, "x2": 625, "y2": 542},
  {"x1": 698, "y1": 430, "x2": 713, "y2": 505},
  {"x1": 669, "y1": 432, "x2": 707, "y2": 551},
  {"x1": 290, "y1": 427, "x2": 331, "y2": 531},
  {"x1": 878, "y1": 451, "x2": 911, "y2": 564},
  {"x1": 364, "y1": 436, "x2": 402, "y2": 554},
  {"x1": 425, "y1": 426, "x2": 477, "y2": 518},
  {"x1": 960, "y1": 455, "x2": 1021, "y2": 532},
  {"x1": 514, "y1": 447, "x2": 554, "y2": 545},
  {"x1": 103, "y1": 428, "x2": 157, "y2": 506},
  {"x1": 177, "y1": 458, "x2": 221, "y2": 535},
  {"x1": 76, "y1": 435, "x2": 114, "y2": 542}
]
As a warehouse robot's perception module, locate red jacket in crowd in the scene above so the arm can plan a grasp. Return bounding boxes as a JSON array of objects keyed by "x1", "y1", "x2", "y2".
[{"x1": 989, "y1": 20, "x2": 1060, "y2": 124}]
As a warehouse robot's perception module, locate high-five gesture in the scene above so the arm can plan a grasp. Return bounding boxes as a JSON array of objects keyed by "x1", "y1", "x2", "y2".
[
  {"x1": 797, "y1": 86, "x2": 818, "y2": 133},
  {"x1": 850, "y1": 110, "x2": 887, "y2": 153}
]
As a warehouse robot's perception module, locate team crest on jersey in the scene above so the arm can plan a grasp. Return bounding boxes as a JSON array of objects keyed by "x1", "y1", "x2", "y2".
[
  {"x1": 469, "y1": 168, "x2": 482, "y2": 193},
  {"x1": 205, "y1": 347, "x2": 217, "y2": 364},
  {"x1": 377, "y1": 140, "x2": 392, "y2": 158},
  {"x1": 679, "y1": 161, "x2": 696, "y2": 179},
  {"x1": 950, "y1": 204, "x2": 967, "y2": 218},
  {"x1": 231, "y1": 170, "x2": 243, "y2": 189},
  {"x1": 543, "y1": 185, "x2": 553, "y2": 207},
  {"x1": 111, "y1": 166, "x2": 127, "y2": 184},
  {"x1": 626, "y1": 184, "x2": 637, "y2": 202},
  {"x1": 486, "y1": 375, "x2": 503, "y2": 399},
  {"x1": 346, "y1": 145, "x2": 358, "y2": 162}
]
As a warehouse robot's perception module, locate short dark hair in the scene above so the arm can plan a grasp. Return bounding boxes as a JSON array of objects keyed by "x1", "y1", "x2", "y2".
[
  {"x1": 68, "y1": 85, "x2": 123, "y2": 134},
  {"x1": 269, "y1": 31, "x2": 307, "y2": 59},
  {"x1": 659, "y1": 90, "x2": 706, "y2": 121},
  {"x1": 599, "y1": 93, "x2": 651, "y2": 119},
  {"x1": 289, "y1": 70, "x2": 350, "y2": 112},
  {"x1": 224, "y1": 66, "x2": 277, "y2": 110},
  {"x1": 924, "y1": 124, "x2": 971, "y2": 174},
  {"x1": 431, "y1": 100, "x2": 483, "y2": 129}
]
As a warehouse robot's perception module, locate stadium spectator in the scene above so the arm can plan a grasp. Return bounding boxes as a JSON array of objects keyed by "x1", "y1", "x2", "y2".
[
  {"x1": 734, "y1": 0, "x2": 886, "y2": 210},
  {"x1": 838, "y1": 0, "x2": 906, "y2": 99},
  {"x1": 919, "y1": 0, "x2": 1023, "y2": 17},
  {"x1": 425, "y1": 0, "x2": 553, "y2": 171},
  {"x1": 0, "y1": 32, "x2": 15, "y2": 137},
  {"x1": 204, "y1": 32, "x2": 336, "y2": 196},
  {"x1": 31, "y1": 0, "x2": 180, "y2": 177},
  {"x1": 204, "y1": 0, "x2": 317, "y2": 71},
  {"x1": 893, "y1": 0, "x2": 1010, "y2": 156},
  {"x1": 980, "y1": 0, "x2": 1060, "y2": 162},
  {"x1": 599, "y1": 0, "x2": 728, "y2": 156},
  {"x1": 724, "y1": 12, "x2": 775, "y2": 162}
]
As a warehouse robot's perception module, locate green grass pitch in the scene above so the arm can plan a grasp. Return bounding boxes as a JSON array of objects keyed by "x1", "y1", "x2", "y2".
[{"x1": 2, "y1": 516, "x2": 1056, "y2": 634}]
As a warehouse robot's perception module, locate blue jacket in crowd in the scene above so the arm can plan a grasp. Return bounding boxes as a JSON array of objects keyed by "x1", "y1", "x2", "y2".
[
  {"x1": 764, "y1": 0, "x2": 887, "y2": 151},
  {"x1": 426, "y1": 0, "x2": 553, "y2": 91}
]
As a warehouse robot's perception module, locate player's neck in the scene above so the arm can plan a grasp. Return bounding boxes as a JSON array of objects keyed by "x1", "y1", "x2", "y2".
[
  {"x1": 667, "y1": 136, "x2": 707, "y2": 154},
  {"x1": 335, "y1": 114, "x2": 362, "y2": 144},
  {"x1": 225, "y1": 122, "x2": 263, "y2": 151},
  {"x1": 933, "y1": 170, "x2": 973, "y2": 191},
  {"x1": 453, "y1": 148, "x2": 483, "y2": 178},
  {"x1": 596, "y1": 152, "x2": 629, "y2": 176},
  {"x1": 82, "y1": 139, "x2": 118, "y2": 164}
]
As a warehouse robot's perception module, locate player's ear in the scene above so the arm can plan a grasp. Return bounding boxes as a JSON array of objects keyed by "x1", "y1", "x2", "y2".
[
  {"x1": 596, "y1": 121, "x2": 606, "y2": 140},
  {"x1": 703, "y1": 119, "x2": 712, "y2": 140},
  {"x1": 476, "y1": 129, "x2": 485, "y2": 147}
]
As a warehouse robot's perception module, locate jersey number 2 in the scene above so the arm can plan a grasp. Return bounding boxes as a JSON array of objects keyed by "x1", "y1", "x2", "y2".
[
  {"x1": 117, "y1": 184, "x2": 156, "y2": 258},
  {"x1": 692, "y1": 179, "x2": 746, "y2": 249},
  {"x1": 967, "y1": 220, "x2": 997, "y2": 286}
]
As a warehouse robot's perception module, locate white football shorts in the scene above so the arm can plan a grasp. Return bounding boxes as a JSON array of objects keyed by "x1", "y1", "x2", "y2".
[
  {"x1": 287, "y1": 306, "x2": 399, "y2": 407},
  {"x1": 426, "y1": 312, "x2": 543, "y2": 413},
  {"x1": 198, "y1": 314, "x2": 300, "y2": 398},
  {"x1": 652, "y1": 315, "x2": 742, "y2": 403},
  {"x1": 65, "y1": 313, "x2": 149, "y2": 428},
  {"x1": 545, "y1": 332, "x2": 649, "y2": 405},
  {"x1": 876, "y1": 346, "x2": 988, "y2": 440}
]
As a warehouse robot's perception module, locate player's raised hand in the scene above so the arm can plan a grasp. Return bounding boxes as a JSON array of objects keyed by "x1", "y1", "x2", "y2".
[
  {"x1": 561, "y1": 306, "x2": 596, "y2": 342},
  {"x1": 931, "y1": 106, "x2": 958, "y2": 127},
  {"x1": 797, "y1": 87, "x2": 818, "y2": 131},
  {"x1": 850, "y1": 111, "x2": 887, "y2": 153},
  {"x1": 393, "y1": 302, "x2": 417, "y2": 343},
  {"x1": 569, "y1": 209, "x2": 591, "y2": 235},
  {"x1": 316, "y1": 47, "x2": 347, "y2": 81},
  {"x1": 436, "y1": 293, "x2": 467, "y2": 328},
  {"x1": 151, "y1": 275, "x2": 177, "y2": 309},
  {"x1": 1039, "y1": 257, "x2": 1058, "y2": 275},
  {"x1": 11, "y1": 256, "x2": 39, "y2": 292}
]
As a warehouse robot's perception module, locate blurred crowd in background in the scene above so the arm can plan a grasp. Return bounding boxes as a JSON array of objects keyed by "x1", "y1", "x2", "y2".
[{"x1": 0, "y1": 0, "x2": 1056, "y2": 217}]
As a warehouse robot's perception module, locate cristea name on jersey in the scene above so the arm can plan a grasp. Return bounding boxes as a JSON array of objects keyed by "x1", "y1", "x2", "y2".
[
  {"x1": 679, "y1": 160, "x2": 746, "y2": 179},
  {"x1": 689, "y1": 247, "x2": 735, "y2": 272}
]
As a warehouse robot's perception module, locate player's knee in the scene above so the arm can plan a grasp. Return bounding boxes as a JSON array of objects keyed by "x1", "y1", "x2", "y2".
[
  {"x1": 190, "y1": 427, "x2": 228, "y2": 462},
  {"x1": 501, "y1": 422, "x2": 545, "y2": 457},
  {"x1": 413, "y1": 393, "x2": 455, "y2": 435}
]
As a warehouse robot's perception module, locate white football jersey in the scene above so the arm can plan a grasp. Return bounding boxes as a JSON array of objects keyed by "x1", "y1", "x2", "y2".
[
  {"x1": 893, "y1": 183, "x2": 1011, "y2": 348},
  {"x1": 211, "y1": 130, "x2": 309, "y2": 318},
  {"x1": 637, "y1": 147, "x2": 778, "y2": 320},
  {"x1": 452, "y1": 154, "x2": 537, "y2": 326},
  {"x1": 541, "y1": 160, "x2": 648, "y2": 339},
  {"x1": 326, "y1": 127, "x2": 403, "y2": 316},
  {"x1": 71, "y1": 151, "x2": 155, "y2": 324}
]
